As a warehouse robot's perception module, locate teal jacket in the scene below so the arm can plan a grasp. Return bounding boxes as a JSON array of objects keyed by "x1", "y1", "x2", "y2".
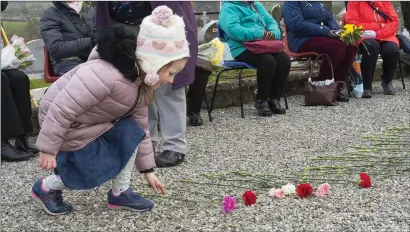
[{"x1": 218, "y1": 1, "x2": 281, "y2": 59}]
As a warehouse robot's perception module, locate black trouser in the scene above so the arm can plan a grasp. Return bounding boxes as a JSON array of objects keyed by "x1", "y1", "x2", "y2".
[
  {"x1": 359, "y1": 39, "x2": 399, "y2": 90},
  {"x1": 186, "y1": 59, "x2": 212, "y2": 114},
  {"x1": 1, "y1": 70, "x2": 33, "y2": 140},
  {"x1": 235, "y1": 50, "x2": 291, "y2": 100}
]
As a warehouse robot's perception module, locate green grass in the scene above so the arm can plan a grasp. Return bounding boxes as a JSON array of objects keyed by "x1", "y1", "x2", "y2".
[
  {"x1": 30, "y1": 79, "x2": 51, "y2": 89},
  {"x1": 2, "y1": 21, "x2": 28, "y2": 38}
]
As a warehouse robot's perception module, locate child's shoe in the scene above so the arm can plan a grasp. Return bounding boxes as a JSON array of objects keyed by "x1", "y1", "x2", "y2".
[
  {"x1": 31, "y1": 178, "x2": 73, "y2": 215},
  {"x1": 107, "y1": 188, "x2": 154, "y2": 212}
]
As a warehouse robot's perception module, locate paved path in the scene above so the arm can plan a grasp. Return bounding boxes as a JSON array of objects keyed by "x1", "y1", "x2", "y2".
[{"x1": 2, "y1": 79, "x2": 409, "y2": 231}]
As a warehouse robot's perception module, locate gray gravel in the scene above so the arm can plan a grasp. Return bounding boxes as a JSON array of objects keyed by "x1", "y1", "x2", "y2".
[{"x1": 2, "y1": 79, "x2": 410, "y2": 232}]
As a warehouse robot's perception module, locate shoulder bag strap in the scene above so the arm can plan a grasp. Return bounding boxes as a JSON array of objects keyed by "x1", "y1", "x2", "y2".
[
  {"x1": 366, "y1": 2, "x2": 393, "y2": 22},
  {"x1": 111, "y1": 85, "x2": 142, "y2": 124}
]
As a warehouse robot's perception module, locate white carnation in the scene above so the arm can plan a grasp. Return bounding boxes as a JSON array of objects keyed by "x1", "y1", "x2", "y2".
[{"x1": 281, "y1": 183, "x2": 296, "y2": 195}]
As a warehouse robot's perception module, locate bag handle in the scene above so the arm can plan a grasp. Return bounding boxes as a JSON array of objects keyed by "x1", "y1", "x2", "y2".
[
  {"x1": 313, "y1": 54, "x2": 335, "y2": 81},
  {"x1": 366, "y1": 2, "x2": 393, "y2": 22}
]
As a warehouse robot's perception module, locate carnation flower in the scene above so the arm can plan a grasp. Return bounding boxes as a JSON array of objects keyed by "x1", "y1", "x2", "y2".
[
  {"x1": 222, "y1": 195, "x2": 236, "y2": 213},
  {"x1": 315, "y1": 183, "x2": 331, "y2": 197},
  {"x1": 268, "y1": 188, "x2": 285, "y2": 199},
  {"x1": 281, "y1": 183, "x2": 296, "y2": 195}
]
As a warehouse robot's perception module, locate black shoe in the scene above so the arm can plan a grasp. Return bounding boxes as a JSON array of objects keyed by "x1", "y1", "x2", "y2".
[
  {"x1": 1, "y1": 141, "x2": 33, "y2": 162},
  {"x1": 255, "y1": 100, "x2": 273, "y2": 117},
  {"x1": 337, "y1": 87, "x2": 350, "y2": 102},
  {"x1": 155, "y1": 150, "x2": 185, "y2": 168},
  {"x1": 188, "y1": 112, "x2": 203, "y2": 126},
  {"x1": 268, "y1": 99, "x2": 286, "y2": 114},
  {"x1": 15, "y1": 135, "x2": 39, "y2": 154},
  {"x1": 362, "y1": 89, "x2": 372, "y2": 98},
  {"x1": 381, "y1": 81, "x2": 395, "y2": 95}
]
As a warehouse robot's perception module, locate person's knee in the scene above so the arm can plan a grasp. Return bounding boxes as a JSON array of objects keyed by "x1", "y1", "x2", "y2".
[
  {"x1": 1, "y1": 72, "x2": 10, "y2": 86},
  {"x1": 256, "y1": 54, "x2": 276, "y2": 70},
  {"x1": 381, "y1": 42, "x2": 399, "y2": 58},
  {"x1": 7, "y1": 69, "x2": 29, "y2": 86},
  {"x1": 361, "y1": 39, "x2": 380, "y2": 57},
  {"x1": 276, "y1": 51, "x2": 291, "y2": 65}
]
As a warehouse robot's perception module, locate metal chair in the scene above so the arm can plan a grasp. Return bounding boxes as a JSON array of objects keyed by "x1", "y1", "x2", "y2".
[{"x1": 209, "y1": 23, "x2": 288, "y2": 120}]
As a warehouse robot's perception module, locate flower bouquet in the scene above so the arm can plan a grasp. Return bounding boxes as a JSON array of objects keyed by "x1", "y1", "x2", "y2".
[
  {"x1": 340, "y1": 24, "x2": 364, "y2": 45},
  {"x1": 197, "y1": 38, "x2": 224, "y2": 66},
  {"x1": 1, "y1": 35, "x2": 36, "y2": 70}
]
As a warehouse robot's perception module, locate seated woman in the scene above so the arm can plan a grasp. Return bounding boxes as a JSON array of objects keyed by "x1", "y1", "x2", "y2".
[
  {"x1": 219, "y1": 1, "x2": 291, "y2": 117},
  {"x1": 346, "y1": 1, "x2": 400, "y2": 97},
  {"x1": 1, "y1": 70, "x2": 38, "y2": 162},
  {"x1": 40, "y1": 1, "x2": 96, "y2": 76},
  {"x1": 282, "y1": 1, "x2": 357, "y2": 102}
]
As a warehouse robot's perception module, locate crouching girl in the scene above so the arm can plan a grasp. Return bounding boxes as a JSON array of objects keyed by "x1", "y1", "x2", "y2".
[{"x1": 31, "y1": 6, "x2": 189, "y2": 215}]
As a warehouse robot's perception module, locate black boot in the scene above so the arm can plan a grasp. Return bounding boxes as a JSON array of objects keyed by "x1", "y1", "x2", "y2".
[
  {"x1": 268, "y1": 99, "x2": 286, "y2": 115},
  {"x1": 1, "y1": 140, "x2": 33, "y2": 162},
  {"x1": 255, "y1": 100, "x2": 273, "y2": 117},
  {"x1": 188, "y1": 112, "x2": 203, "y2": 126},
  {"x1": 155, "y1": 150, "x2": 185, "y2": 168},
  {"x1": 15, "y1": 135, "x2": 39, "y2": 154}
]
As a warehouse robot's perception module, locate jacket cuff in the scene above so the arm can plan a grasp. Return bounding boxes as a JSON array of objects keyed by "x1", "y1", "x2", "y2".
[{"x1": 134, "y1": 151, "x2": 156, "y2": 172}]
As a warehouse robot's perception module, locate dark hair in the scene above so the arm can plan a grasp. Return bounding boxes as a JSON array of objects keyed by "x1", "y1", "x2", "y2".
[{"x1": 97, "y1": 26, "x2": 139, "y2": 82}]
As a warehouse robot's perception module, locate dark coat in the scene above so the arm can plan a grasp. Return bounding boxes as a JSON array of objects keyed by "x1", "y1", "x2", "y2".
[
  {"x1": 95, "y1": 1, "x2": 198, "y2": 89},
  {"x1": 282, "y1": 1, "x2": 339, "y2": 52},
  {"x1": 40, "y1": 2, "x2": 96, "y2": 76}
]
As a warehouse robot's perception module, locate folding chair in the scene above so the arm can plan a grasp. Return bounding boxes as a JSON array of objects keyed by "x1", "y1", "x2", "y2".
[
  {"x1": 283, "y1": 25, "x2": 322, "y2": 81},
  {"x1": 43, "y1": 47, "x2": 59, "y2": 83},
  {"x1": 209, "y1": 23, "x2": 288, "y2": 120}
]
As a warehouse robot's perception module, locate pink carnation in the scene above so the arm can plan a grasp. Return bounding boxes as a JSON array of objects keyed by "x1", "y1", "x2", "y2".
[
  {"x1": 222, "y1": 195, "x2": 236, "y2": 213},
  {"x1": 315, "y1": 183, "x2": 331, "y2": 197},
  {"x1": 268, "y1": 188, "x2": 285, "y2": 199},
  {"x1": 22, "y1": 49, "x2": 30, "y2": 54}
]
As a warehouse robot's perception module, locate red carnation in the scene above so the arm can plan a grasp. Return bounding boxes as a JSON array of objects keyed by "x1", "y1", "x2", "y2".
[
  {"x1": 296, "y1": 183, "x2": 313, "y2": 198},
  {"x1": 242, "y1": 190, "x2": 257, "y2": 206},
  {"x1": 359, "y1": 173, "x2": 372, "y2": 188}
]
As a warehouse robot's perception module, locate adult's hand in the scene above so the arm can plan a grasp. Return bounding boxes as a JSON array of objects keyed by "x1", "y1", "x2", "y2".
[
  {"x1": 327, "y1": 30, "x2": 340, "y2": 39},
  {"x1": 263, "y1": 31, "x2": 275, "y2": 40}
]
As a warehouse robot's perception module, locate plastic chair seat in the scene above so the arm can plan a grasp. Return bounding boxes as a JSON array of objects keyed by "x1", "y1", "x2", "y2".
[{"x1": 221, "y1": 61, "x2": 255, "y2": 69}]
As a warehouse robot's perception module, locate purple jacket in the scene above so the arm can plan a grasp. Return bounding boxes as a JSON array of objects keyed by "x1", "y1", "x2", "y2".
[{"x1": 95, "y1": 1, "x2": 198, "y2": 89}]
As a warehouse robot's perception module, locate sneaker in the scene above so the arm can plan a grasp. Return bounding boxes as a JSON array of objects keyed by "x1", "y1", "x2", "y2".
[
  {"x1": 362, "y1": 89, "x2": 372, "y2": 98},
  {"x1": 255, "y1": 100, "x2": 273, "y2": 117},
  {"x1": 381, "y1": 81, "x2": 395, "y2": 95},
  {"x1": 107, "y1": 188, "x2": 154, "y2": 212},
  {"x1": 337, "y1": 87, "x2": 350, "y2": 102},
  {"x1": 31, "y1": 178, "x2": 73, "y2": 215},
  {"x1": 268, "y1": 99, "x2": 286, "y2": 114},
  {"x1": 187, "y1": 112, "x2": 203, "y2": 126}
]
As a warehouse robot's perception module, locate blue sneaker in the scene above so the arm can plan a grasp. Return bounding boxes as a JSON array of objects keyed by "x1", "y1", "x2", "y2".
[
  {"x1": 31, "y1": 178, "x2": 73, "y2": 215},
  {"x1": 107, "y1": 188, "x2": 154, "y2": 212}
]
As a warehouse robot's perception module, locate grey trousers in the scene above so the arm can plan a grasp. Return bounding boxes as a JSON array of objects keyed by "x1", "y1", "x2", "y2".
[{"x1": 148, "y1": 84, "x2": 188, "y2": 154}]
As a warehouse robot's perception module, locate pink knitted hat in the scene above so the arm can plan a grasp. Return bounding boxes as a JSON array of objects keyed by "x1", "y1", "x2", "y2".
[{"x1": 136, "y1": 6, "x2": 190, "y2": 86}]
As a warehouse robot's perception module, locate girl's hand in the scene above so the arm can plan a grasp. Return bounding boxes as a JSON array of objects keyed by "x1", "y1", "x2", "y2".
[
  {"x1": 39, "y1": 152, "x2": 56, "y2": 170},
  {"x1": 144, "y1": 172, "x2": 166, "y2": 196}
]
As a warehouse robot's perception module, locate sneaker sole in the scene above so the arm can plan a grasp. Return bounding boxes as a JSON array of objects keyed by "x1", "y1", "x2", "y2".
[
  {"x1": 31, "y1": 191, "x2": 71, "y2": 216},
  {"x1": 107, "y1": 203, "x2": 154, "y2": 212}
]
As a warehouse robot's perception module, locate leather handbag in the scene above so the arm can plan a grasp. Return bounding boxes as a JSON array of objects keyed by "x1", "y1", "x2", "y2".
[
  {"x1": 304, "y1": 54, "x2": 346, "y2": 106},
  {"x1": 243, "y1": 40, "x2": 284, "y2": 54}
]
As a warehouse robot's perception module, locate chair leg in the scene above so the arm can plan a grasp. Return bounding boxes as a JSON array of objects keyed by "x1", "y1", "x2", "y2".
[
  {"x1": 210, "y1": 70, "x2": 224, "y2": 114},
  {"x1": 238, "y1": 69, "x2": 244, "y2": 118},
  {"x1": 398, "y1": 58, "x2": 406, "y2": 90},
  {"x1": 308, "y1": 59, "x2": 314, "y2": 79},
  {"x1": 203, "y1": 91, "x2": 213, "y2": 122}
]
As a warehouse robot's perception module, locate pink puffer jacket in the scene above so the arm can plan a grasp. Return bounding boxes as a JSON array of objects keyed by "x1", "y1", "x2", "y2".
[{"x1": 36, "y1": 48, "x2": 155, "y2": 171}]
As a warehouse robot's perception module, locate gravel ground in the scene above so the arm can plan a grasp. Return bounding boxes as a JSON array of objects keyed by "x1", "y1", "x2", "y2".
[{"x1": 1, "y1": 79, "x2": 410, "y2": 232}]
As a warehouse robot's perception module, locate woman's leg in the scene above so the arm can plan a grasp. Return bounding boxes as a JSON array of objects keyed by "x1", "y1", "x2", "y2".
[
  {"x1": 379, "y1": 41, "x2": 399, "y2": 94},
  {"x1": 235, "y1": 50, "x2": 276, "y2": 116},
  {"x1": 1, "y1": 72, "x2": 33, "y2": 161},
  {"x1": 271, "y1": 51, "x2": 291, "y2": 99},
  {"x1": 359, "y1": 39, "x2": 380, "y2": 92},
  {"x1": 108, "y1": 149, "x2": 154, "y2": 211},
  {"x1": 299, "y1": 37, "x2": 346, "y2": 82}
]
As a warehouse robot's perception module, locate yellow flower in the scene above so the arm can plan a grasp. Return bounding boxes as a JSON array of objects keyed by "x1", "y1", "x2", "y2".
[{"x1": 344, "y1": 24, "x2": 354, "y2": 35}]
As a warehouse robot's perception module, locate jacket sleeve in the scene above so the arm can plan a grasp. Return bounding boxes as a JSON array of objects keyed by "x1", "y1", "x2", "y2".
[
  {"x1": 219, "y1": 5, "x2": 264, "y2": 42},
  {"x1": 374, "y1": 2, "x2": 399, "y2": 39},
  {"x1": 130, "y1": 104, "x2": 155, "y2": 172},
  {"x1": 35, "y1": 64, "x2": 114, "y2": 155},
  {"x1": 327, "y1": 14, "x2": 339, "y2": 30},
  {"x1": 256, "y1": 2, "x2": 281, "y2": 39},
  {"x1": 345, "y1": 2, "x2": 382, "y2": 31},
  {"x1": 40, "y1": 8, "x2": 93, "y2": 60},
  {"x1": 282, "y1": 2, "x2": 330, "y2": 37}
]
